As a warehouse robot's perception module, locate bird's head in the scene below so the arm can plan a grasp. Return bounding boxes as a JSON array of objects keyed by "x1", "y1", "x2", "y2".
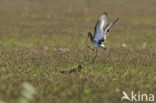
[
  {"x1": 78, "y1": 65, "x2": 82, "y2": 71},
  {"x1": 86, "y1": 31, "x2": 92, "y2": 43}
]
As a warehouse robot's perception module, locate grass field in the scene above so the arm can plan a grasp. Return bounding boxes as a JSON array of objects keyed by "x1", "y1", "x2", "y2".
[{"x1": 0, "y1": 0, "x2": 156, "y2": 103}]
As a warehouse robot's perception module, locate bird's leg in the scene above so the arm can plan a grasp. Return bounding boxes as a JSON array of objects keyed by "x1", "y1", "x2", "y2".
[
  {"x1": 92, "y1": 48, "x2": 97, "y2": 62},
  {"x1": 87, "y1": 44, "x2": 94, "y2": 51},
  {"x1": 102, "y1": 46, "x2": 107, "y2": 52}
]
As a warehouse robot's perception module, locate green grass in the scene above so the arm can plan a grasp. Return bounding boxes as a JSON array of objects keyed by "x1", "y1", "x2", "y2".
[{"x1": 0, "y1": 0, "x2": 156, "y2": 103}]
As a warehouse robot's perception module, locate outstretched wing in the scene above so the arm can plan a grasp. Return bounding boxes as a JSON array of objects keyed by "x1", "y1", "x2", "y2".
[
  {"x1": 104, "y1": 18, "x2": 119, "y2": 39},
  {"x1": 93, "y1": 13, "x2": 108, "y2": 43}
]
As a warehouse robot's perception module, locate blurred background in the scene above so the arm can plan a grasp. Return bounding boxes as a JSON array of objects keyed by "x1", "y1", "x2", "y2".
[{"x1": 0, "y1": 0, "x2": 156, "y2": 103}]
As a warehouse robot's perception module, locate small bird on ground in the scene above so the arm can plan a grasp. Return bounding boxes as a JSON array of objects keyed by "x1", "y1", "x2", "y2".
[
  {"x1": 86, "y1": 12, "x2": 119, "y2": 62},
  {"x1": 60, "y1": 65, "x2": 82, "y2": 74}
]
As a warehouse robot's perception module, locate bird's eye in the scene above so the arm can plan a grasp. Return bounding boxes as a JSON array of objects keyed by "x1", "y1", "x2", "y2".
[{"x1": 107, "y1": 30, "x2": 109, "y2": 32}]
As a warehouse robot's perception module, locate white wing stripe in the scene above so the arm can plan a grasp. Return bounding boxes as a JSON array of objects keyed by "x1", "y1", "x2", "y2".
[{"x1": 94, "y1": 13, "x2": 108, "y2": 43}]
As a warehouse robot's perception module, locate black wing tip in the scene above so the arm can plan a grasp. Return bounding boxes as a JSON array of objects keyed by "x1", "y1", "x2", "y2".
[
  {"x1": 114, "y1": 17, "x2": 119, "y2": 22},
  {"x1": 103, "y1": 12, "x2": 108, "y2": 16}
]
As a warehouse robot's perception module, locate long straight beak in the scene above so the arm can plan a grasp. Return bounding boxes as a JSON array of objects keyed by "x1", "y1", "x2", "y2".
[{"x1": 86, "y1": 35, "x2": 89, "y2": 43}]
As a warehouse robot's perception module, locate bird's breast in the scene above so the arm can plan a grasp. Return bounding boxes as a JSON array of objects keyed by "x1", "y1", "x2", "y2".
[{"x1": 92, "y1": 40, "x2": 100, "y2": 48}]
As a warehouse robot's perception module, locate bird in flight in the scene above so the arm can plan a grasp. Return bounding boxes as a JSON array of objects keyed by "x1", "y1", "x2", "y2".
[{"x1": 86, "y1": 12, "x2": 119, "y2": 62}]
